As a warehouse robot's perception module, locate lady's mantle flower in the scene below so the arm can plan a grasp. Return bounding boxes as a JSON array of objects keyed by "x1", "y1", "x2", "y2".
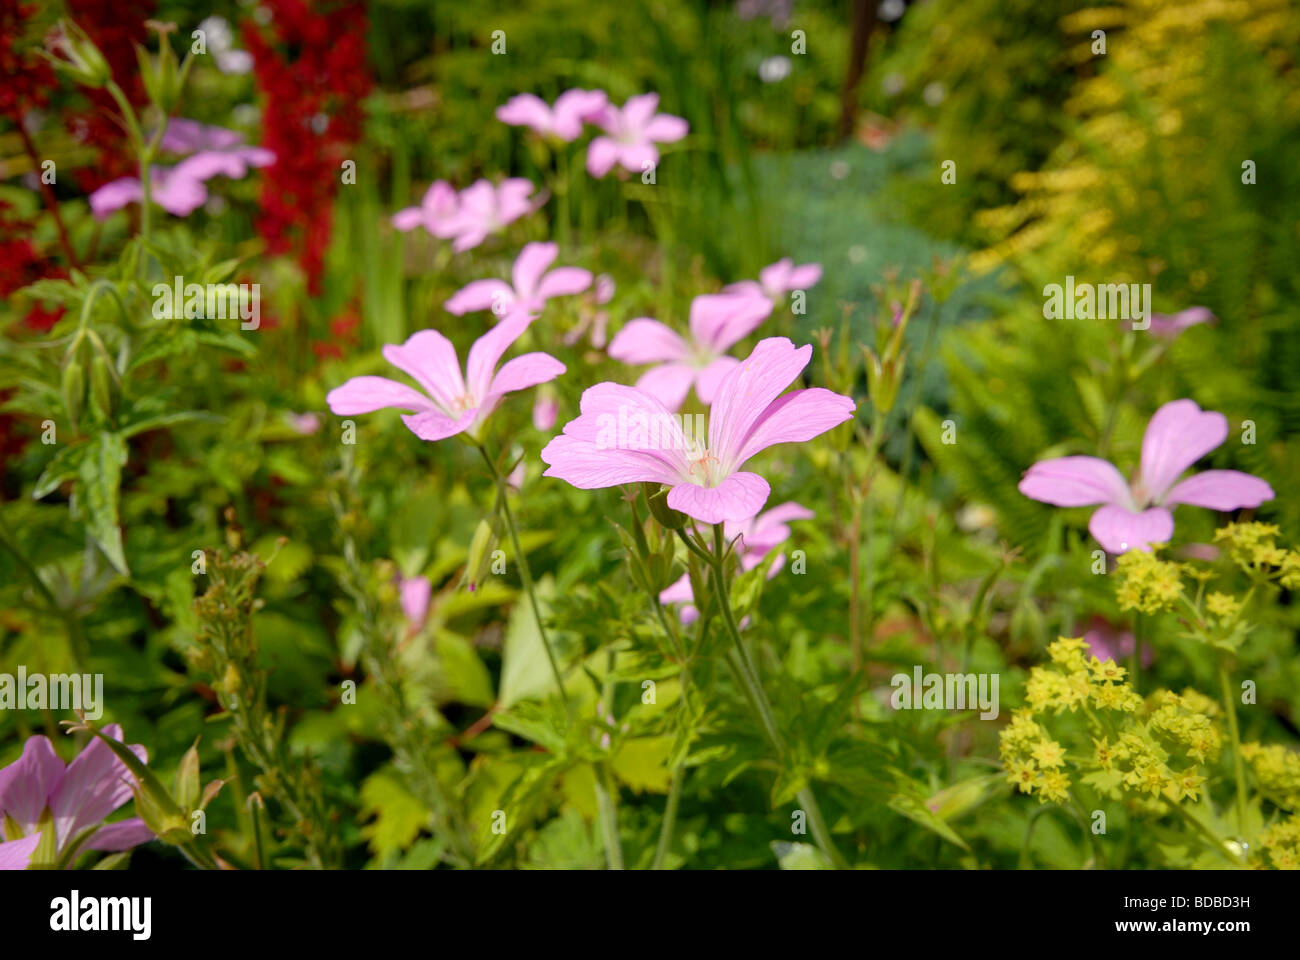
[
  {"x1": 1019, "y1": 399, "x2": 1273, "y2": 553},
  {"x1": 586, "y1": 93, "x2": 688, "y2": 178},
  {"x1": 445, "y1": 242, "x2": 592, "y2": 318},
  {"x1": 607, "y1": 293, "x2": 773, "y2": 410},
  {"x1": 660, "y1": 501, "x2": 813, "y2": 623},
  {"x1": 0, "y1": 727, "x2": 153, "y2": 868},
  {"x1": 496, "y1": 89, "x2": 608, "y2": 141},
  {"x1": 325, "y1": 311, "x2": 565, "y2": 443},
  {"x1": 540, "y1": 337, "x2": 854, "y2": 524}
]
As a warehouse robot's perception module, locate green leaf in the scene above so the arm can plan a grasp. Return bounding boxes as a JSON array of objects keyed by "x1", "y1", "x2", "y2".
[
  {"x1": 32, "y1": 442, "x2": 91, "y2": 500},
  {"x1": 77, "y1": 432, "x2": 129, "y2": 575},
  {"x1": 359, "y1": 768, "x2": 429, "y2": 860},
  {"x1": 887, "y1": 788, "x2": 970, "y2": 852},
  {"x1": 493, "y1": 700, "x2": 568, "y2": 754}
]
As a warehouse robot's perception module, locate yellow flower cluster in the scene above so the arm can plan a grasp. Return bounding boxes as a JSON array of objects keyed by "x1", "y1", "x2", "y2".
[
  {"x1": 1001, "y1": 638, "x2": 1222, "y2": 808},
  {"x1": 1213, "y1": 523, "x2": 1300, "y2": 585},
  {"x1": 1115, "y1": 550, "x2": 1184, "y2": 615},
  {"x1": 1258, "y1": 816, "x2": 1300, "y2": 870},
  {"x1": 1241, "y1": 743, "x2": 1300, "y2": 811}
]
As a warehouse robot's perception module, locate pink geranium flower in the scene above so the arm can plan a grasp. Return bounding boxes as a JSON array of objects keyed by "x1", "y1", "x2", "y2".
[
  {"x1": 445, "y1": 242, "x2": 592, "y2": 318},
  {"x1": 325, "y1": 311, "x2": 565, "y2": 443},
  {"x1": 586, "y1": 93, "x2": 689, "y2": 178},
  {"x1": 89, "y1": 119, "x2": 273, "y2": 220},
  {"x1": 540, "y1": 337, "x2": 855, "y2": 524},
  {"x1": 607, "y1": 293, "x2": 773, "y2": 410},
  {"x1": 496, "y1": 89, "x2": 608, "y2": 141},
  {"x1": 1019, "y1": 399, "x2": 1274, "y2": 554},
  {"x1": 1147, "y1": 306, "x2": 1214, "y2": 340},
  {"x1": 442, "y1": 178, "x2": 541, "y2": 252},
  {"x1": 0, "y1": 727, "x2": 154, "y2": 867},
  {"x1": 392, "y1": 180, "x2": 461, "y2": 238},
  {"x1": 660, "y1": 501, "x2": 813, "y2": 623},
  {"x1": 725, "y1": 258, "x2": 823, "y2": 301}
]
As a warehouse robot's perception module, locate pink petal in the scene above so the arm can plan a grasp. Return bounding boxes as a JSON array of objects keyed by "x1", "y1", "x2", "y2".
[
  {"x1": 757, "y1": 259, "x2": 793, "y2": 292},
  {"x1": 635, "y1": 363, "x2": 697, "y2": 412},
  {"x1": 400, "y1": 576, "x2": 432, "y2": 627},
  {"x1": 694, "y1": 357, "x2": 740, "y2": 405},
  {"x1": 618, "y1": 142, "x2": 659, "y2": 173},
  {"x1": 496, "y1": 178, "x2": 536, "y2": 224},
  {"x1": 326, "y1": 376, "x2": 436, "y2": 417},
  {"x1": 452, "y1": 228, "x2": 488, "y2": 253},
  {"x1": 496, "y1": 93, "x2": 552, "y2": 132},
  {"x1": 89, "y1": 178, "x2": 144, "y2": 219},
  {"x1": 722, "y1": 280, "x2": 765, "y2": 298},
  {"x1": 1019, "y1": 456, "x2": 1131, "y2": 508},
  {"x1": 1088, "y1": 505, "x2": 1174, "y2": 554},
  {"x1": 689, "y1": 293, "x2": 773, "y2": 354},
  {"x1": 533, "y1": 395, "x2": 559, "y2": 431},
  {"x1": 392, "y1": 207, "x2": 424, "y2": 232},
  {"x1": 643, "y1": 114, "x2": 689, "y2": 143},
  {"x1": 707, "y1": 337, "x2": 812, "y2": 467},
  {"x1": 383, "y1": 329, "x2": 466, "y2": 409},
  {"x1": 608, "y1": 318, "x2": 690, "y2": 364},
  {"x1": 0, "y1": 834, "x2": 41, "y2": 870},
  {"x1": 540, "y1": 434, "x2": 682, "y2": 488},
  {"x1": 667, "y1": 471, "x2": 771, "y2": 524},
  {"x1": 586, "y1": 137, "x2": 620, "y2": 177},
  {"x1": 552, "y1": 88, "x2": 607, "y2": 139},
  {"x1": 622, "y1": 93, "x2": 661, "y2": 131},
  {"x1": 536, "y1": 267, "x2": 593, "y2": 300},
  {"x1": 466, "y1": 311, "x2": 532, "y2": 401},
  {"x1": 486, "y1": 352, "x2": 566, "y2": 401},
  {"x1": 512, "y1": 242, "x2": 559, "y2": 300},
  {"x1": 1139, "y1": 399, "x2": 1227, "y2": 502},
  {"x1": 401, "y1": 408, "x2": 479, "y2": 442},
  {"x1": 422, "y1": 181, "x2": 460, "y2": 235},
  {"x1": 50, "y1": 725, "x2": 147, "y2": 847},
  {"x1": 0, "y1": 736, "x2": 65, "y2": 835},
  {"x1": 1162, "y1": 470, "x2": 1274, "y2": 510},
  {"x1": 85, "y1": 817, "x2": 154, "y2": 852},
  {"x1": 153, "y1": 173, "x2": 208, "y2": 216},
  {"x1": 659, "y1": 573, "x2": 694, "y2": 606},
  {"x1": 731, "y1": 387, "x2": 856, "y2": 467},
  {"x1": 445, "y1": 279, "x2": 515, "y2": 317},
  {"x1": 785, "y1": 263, "x2": 822, "y2": 290}
]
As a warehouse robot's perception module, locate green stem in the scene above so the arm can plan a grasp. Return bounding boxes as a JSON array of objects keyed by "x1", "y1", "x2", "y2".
[
  {"x1": 1217, "y1": 656, "x2": 1247, "y2": 835},
  {"x1": 594, "y1": 763, "x2": 624, "y2": 870},
  {"x1": 652, "y1": 764, "x2": 683, "y2": 870},
  {"x1": 478, "y1": 444, "x2": 569, "y2": 706}
]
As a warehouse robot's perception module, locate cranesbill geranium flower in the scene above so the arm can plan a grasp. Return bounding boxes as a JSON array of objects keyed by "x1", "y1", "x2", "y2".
[
  {"x1": 1019, "y1": 399, "x2": 1274, "y2": 554},
  {"x1": 0, "y1": 726, "x2": 153, "y2": 867},
  {"x1": 660, "y1": 501, "x2": 813, "y2": 622},
  {"x1": 443, "y1": 178, "x2": 541, "y2": 253},
  {"x1": 586, "y1": 93, "x2": 688, "y2": 178},
  {"x1": 496, "y1": 89, "x2": 608, "y2": 141},
  {"x1": 607, "y1": 293, "x2": 773, "y2": 410},
  {"x1": 325, "y1": 311, "x2": 565, "y2": 443},
  {"x1": 445, "y1": 242, "x2": 592, "y2": 318},
  {"x1": 392, "y1": 180, "x2": 460, "y2": 238},
  {"x1": 541, "y1": 337, "x2": 855, "y2": 524},
  {"x1": 725, "y1": 258, "x2": 823, "y2": 301},
  {"x1": 159, "y1": 118, "x2": 275, "y2": 175}
]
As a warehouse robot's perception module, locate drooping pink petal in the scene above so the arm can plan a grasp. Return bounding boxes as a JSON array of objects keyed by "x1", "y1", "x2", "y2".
[
  {"x1": 383, "y1": 330, "x2": 466, "y2": 409},
  {"x1": 536, "y1": 266, "x2": 593, "y2": 300},
  {"x1": 635, "y1": 363, "x2": 696, "y2": 412},
  {"x1": 486, "y1": 352, "x2": 566, "y2": 401},
  {"x1": 1139, "y1": 399, "x2": 1227, "y2": 502},
  {"x1": 0, "y1": 735, "x2": 65, "y2": 835},
  {"x1": 444, "y1": 279, "x2": 515, "y2": 317},
  {"x1": 1162, "y1": 470, "x2": 1274, "y2": 511},
  {"x1": 731, "y1": 387, "x2": 856, "y2": 466},
  {"x1": 608, "y1": 318, "x2": 690, "y2": 364},
  {"x1": 586, "y1": 136, "x2": 620, "y2": 177},
  {"x1": 1088, "y1": 505, "x2": 1174, "y2": 554},
  {"x1": 49, "y1": 725, "x2": 148, "y2": 847},
  {"x1": 0, "y1": 834, "x2": 41, "y2": 870},
  {"x1": 466, "y1": 310, "x2": 533, "y2": 401},
  {"x1": 85, "y1": 817, "x2": 154, "y2": 852},
  {"x1": 326, "y1": 376, "x2": 436, "y2": 417},
  {"x1": 688, "y1": 293, "x2": 772, "y2": 355},
  {"x1": 694, "y1": 357, "x2": 741, "y2": 405},
  {"x1": 512, "y1": 242, "x2": 559, "y2": 300},
  {"x1": 1019, "y1": 456, "x2": 1131, "y2": 508},
  {"x1": 667, "y1": 470, "x2": 771, "y2": 524}
]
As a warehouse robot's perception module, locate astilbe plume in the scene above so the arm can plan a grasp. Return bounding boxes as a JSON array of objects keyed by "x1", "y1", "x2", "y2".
[{"x1": 243, "y1": 0, "x2": 371, "y2": 294}]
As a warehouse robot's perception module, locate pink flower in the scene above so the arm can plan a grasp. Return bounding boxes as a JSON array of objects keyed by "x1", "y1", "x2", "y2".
[
  {"x1": 0, "y1": 834, "x2": 41, "y2": 870},
  {"x1": 442, "y1": 178, "x2": 541, "y2": 252},
  {"x1": 325, "y1": 311, "x2": 565, "y2": 443},
  {"x1": 445, "y1": 242, "x2": 592, "y2": 318},
  {"x1": 660, "y1": 502, "x2": 813, "y2": 623},
  {"x1": 607, "y1": 293, "x2": 773, "y2": 410},
  {"x1": 1019, "y1": 399, "x2": 1274, "y2": 554},
  {"x1": 0, "y1": 727, "x2": 154, "y2": 867},
  {"x1": 496, "y1": 89, "x2": 608, "y2": 141},
  {"x1": 1082, "y1": 616, "x2": 1153, "y2": 667},
  {"x1": 540, "y1": 337, "x2": 855, "y2": 524},
  {"x1": 1147, "y1": 306, "x2": 1214, "y2": 340},
  {"x1": 288, "y1": 412, "x2": 322, "y2": 435},
  {"x1": 399, "y1": 575, "x2": 432, "y2": 632},
  {"x1": 89, "y1": 120, "x2": 274, "y2": 220},
  {"x1": 392, "y1": 180, "x2": 461, "y2": 238},
  {"x1": 533, "y1": 392, "x2": 559, "y2": 431},
  {"x1": 586, "y1": 93, "x2": 689, "y2": 178},
  {"x1": 725, "y1": 258, "x2": 823, "y2": 301}
]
